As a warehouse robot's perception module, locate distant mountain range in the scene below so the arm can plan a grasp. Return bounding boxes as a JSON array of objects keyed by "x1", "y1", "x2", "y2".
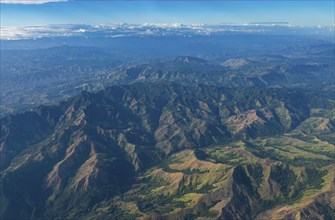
[
  {"x1": 1, "y1": 43, "x2": 334, "y2": 117},
  {"x1": 1, "y1": 82, "x2": 334, "y2": 219},
  {"x1": 114, "y1": 54, "x2": 334, "y2": 87}
]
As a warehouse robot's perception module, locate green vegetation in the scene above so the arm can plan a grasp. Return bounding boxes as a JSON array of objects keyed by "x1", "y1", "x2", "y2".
[{"x1": 270, "y1": 164, "x2": 296, "y2": 196}]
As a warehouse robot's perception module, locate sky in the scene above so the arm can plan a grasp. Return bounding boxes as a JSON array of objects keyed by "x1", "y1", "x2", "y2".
[{"x1": 1, "y1": 1, "x2": 334, "y2": 27}]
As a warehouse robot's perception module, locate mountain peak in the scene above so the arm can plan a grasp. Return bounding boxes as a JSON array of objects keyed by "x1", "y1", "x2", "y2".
[{"x1": 173, "y1": 56, "x2": 210, "y2": 65}]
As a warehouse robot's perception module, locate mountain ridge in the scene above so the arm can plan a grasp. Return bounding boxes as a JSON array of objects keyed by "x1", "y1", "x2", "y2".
[{"x1": 1, "y1": 82, "x2": 334, "y2": 219}]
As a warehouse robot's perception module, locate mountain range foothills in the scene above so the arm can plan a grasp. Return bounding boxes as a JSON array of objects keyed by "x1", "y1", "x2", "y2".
[{"x1": 1, "y1": 82, "x2": 334, "y2": 219}]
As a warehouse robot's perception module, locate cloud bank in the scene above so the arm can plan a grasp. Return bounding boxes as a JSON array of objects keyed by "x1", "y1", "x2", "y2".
[
  {"x1": 0, "y1": 0, "x2": 67, "y2": 4},
  {"x1": 1, "y1": 23, "x2": 333, "y2": 40}
]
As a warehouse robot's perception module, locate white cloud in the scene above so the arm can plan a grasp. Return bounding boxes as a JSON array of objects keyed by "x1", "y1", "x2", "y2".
[
  {"x1": 74, "y1": 29, "x2": 87, "y2": 33},
  {"x1": 0, "y1": 0, "x2": 67, "y2": 4},
  {"x1": 0, "y1": 25, "x2": 77, "y2": 40}
]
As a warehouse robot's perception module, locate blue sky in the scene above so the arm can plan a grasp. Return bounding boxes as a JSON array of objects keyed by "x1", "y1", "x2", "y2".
[{"x1": 1, "y1": 1, "x2": 334, "y2": 26}]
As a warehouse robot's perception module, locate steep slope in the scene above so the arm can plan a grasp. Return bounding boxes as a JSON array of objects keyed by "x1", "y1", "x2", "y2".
[
  {"x1": 0, "y1": 82, "x2": 334, "y2": 219},
  {"x1": 89, "y1": 135, "x2": 335, "y2": 219}
]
